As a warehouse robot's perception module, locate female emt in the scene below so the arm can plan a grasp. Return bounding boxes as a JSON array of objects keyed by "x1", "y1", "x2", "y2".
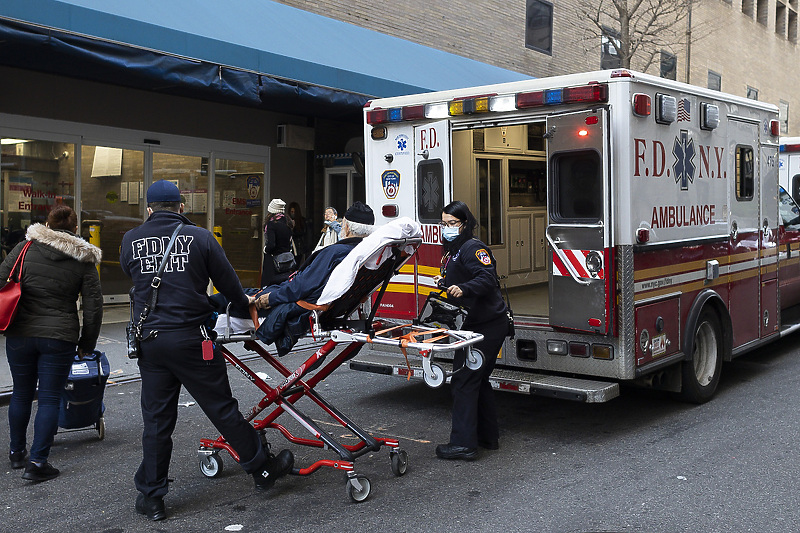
[{"x1": 433, "y1": 201, "x2": 511, "y2": 461}]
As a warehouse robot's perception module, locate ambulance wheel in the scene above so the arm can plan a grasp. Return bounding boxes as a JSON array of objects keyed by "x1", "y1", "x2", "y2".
[
  {"x1": 346, "y1": 474, "x2": 371, "y2": 502},
  {"x1": 465, "y1": 348, "x2": 484, "y2": 370},
  {"x1": 199, "y1": 453, "x2": 224, "y2": 478},
  {"x1": 679, "y1": 309, "x2": 722, "y2": 404},
  {"x1": 424, "y1": 364, "x2": 445, "y2": 388},
  {"x1": 95, "y1": 417, "x2": 105, "y2": 440},
  {"x1": 390, "y1": 450, "x2": 408, "y2": 476}
]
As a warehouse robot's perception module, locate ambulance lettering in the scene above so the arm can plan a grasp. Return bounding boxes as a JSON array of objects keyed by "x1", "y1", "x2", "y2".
[
  {"x1": 418, "y1": 128, "x2": 439, "y2": 151},
  {"x1": 650, "y1": 204, "x2": 716, "y2": 229},
  {"x1": 634, "y1": 135, "x2": 725, "y2": 184}
]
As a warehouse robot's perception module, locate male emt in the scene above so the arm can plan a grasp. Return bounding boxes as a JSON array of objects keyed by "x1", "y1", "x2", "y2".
[{"x1": 121, "y1": 180, "x2": 293, "y2": 521}]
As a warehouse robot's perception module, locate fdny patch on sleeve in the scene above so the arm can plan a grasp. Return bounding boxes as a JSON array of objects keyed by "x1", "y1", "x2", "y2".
[{"x1": 476, "y1": 249, "x2": 492, "y2": 266}]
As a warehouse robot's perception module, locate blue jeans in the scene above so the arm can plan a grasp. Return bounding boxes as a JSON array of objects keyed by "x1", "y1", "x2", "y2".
[{"x1": 6, "y1": 337, "x2": 76, "y2": 463}]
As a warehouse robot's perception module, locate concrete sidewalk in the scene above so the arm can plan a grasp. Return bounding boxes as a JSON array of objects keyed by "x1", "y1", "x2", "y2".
[{"x1": 0, "y1": 304, "x2": 321, "y2": 402}]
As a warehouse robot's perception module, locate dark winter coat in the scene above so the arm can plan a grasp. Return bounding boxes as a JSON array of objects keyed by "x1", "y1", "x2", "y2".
[
  {"x1": 261, "y1": 214, "x2": 294, "y2": 286},
  {"x1": 0, "y1": 224, "x2": 103, "y2": 351}
]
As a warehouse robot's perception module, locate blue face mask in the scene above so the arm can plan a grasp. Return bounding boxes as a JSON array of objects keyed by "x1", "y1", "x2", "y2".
[{"x1": 442, "y1": 226, "x2": 460, "y2": 241}]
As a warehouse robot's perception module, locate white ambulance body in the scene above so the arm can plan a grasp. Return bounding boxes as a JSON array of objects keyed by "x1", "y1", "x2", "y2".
[
  {"x1": 351, "y1": 69, "x2": 800, "y2": 403},
  {"x1": 779, "y1": 136, "x2": 800, "y2": 202}
]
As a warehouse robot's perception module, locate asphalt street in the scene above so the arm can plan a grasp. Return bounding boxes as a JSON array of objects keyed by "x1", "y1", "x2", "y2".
[{"x1": 2, "y1": 312, "x2": 800, "y2": 532}]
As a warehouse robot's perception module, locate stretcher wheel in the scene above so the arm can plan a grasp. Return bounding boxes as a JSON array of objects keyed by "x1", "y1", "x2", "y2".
[
  {"x1": 424, "y1": 364, "x2": 445, "y2": 388},
  {"x1": 465, "y1": 348, "x2": 484, "y2": 371},
  {"x1": 390, "y1": 450, "x2": 408, "y2": 476},
  {"x1": 96, "y1": 417, "x2": 105, "y2": 440},
  {"x1": 346, "y1": 474, "x2": 371, "y2": 503},
  {"x1": 199, "y1": 453, "x2": 224, "y2": 478}
]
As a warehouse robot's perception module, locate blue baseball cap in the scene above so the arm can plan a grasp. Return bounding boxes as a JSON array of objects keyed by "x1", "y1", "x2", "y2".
[{"x1": 147, "y1": 180, "x2": 181, "y2": 203}]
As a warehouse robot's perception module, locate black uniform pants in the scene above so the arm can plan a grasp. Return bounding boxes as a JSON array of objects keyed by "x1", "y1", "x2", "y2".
[
  {"x1": 449, "y1": 313, "x2": 508, "y2": 449},
  {"x1": 134, "y1": 327, "x2": 265, "y2": 498}
]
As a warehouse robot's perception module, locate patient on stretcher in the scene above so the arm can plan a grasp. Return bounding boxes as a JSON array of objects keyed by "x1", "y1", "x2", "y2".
[{"x1": 211, "y1": 205, "x2": 421, "y2": 356}]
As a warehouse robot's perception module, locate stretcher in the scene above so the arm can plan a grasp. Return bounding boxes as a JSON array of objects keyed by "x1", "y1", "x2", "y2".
[{"x1": 197, "y1": 221, "x2": 484, "y2": 502}]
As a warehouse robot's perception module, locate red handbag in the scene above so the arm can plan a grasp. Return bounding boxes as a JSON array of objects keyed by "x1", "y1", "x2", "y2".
[{"x1": 0, "y1": 240, "x2": 32, "y2": 331}]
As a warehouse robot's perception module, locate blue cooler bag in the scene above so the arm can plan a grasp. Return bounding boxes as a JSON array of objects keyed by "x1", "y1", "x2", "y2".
[{"x1": 58, "y1": 350, "x2": 110, "y2": 439}]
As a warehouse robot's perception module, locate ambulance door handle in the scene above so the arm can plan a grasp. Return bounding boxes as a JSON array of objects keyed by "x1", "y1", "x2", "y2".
[
  {"x1": 545, "y1": 231, "x2": 590, "y2": 286},
  {"x1": 730, "y1": 221, "x2": 738, "y2": 240},
  {"x1": 418, "y1": 149, "x2": 429, "y2": 160}
]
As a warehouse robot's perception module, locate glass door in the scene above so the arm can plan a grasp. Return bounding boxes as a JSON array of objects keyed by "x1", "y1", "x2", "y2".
[
  {"x1": 1, "y1": 138, "x2": 77, "y2": 258},
  {"x1": 213, "y1": 158, "x2": 266, "y2": 288},
  {"x1": 324, "y1": 166, "x2": 364, "y2": 216},
  {"x1": 80, "y1": 145, "x2": 145, "y2": 299}
]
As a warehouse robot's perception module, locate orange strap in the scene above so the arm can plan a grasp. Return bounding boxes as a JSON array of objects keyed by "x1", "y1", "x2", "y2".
[
  {"x1": 248, "y1": 303, "x2": 259, "y2": 331},
  {"x1": 296, "y1": 300, "x2": 330, "y2": 311}
]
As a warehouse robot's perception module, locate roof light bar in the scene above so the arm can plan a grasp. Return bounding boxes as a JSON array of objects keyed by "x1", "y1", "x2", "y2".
[{"x1": 516, "y1": 84, "x2": 608, "y2": 109}]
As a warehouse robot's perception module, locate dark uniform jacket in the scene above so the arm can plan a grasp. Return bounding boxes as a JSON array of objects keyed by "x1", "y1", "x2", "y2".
[
  {"x1": 0, "y1": 224, "x2": 103, "y2": 351},
  {"x1": 443, "y1": 238, "x2": 506, "y2": 326},
  {"x1": 121, "y1": 210, "x2": 248, "y2": 333}
]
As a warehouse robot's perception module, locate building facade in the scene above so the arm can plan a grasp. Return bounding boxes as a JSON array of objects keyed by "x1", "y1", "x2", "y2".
[{"x1": 277, "y1": 0, "x2": 800, "y2": 135}]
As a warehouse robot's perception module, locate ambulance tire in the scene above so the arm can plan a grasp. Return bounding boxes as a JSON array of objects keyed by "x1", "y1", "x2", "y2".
[{"x1": 678, "y1": 309, "x2": 722, "y2": 404}]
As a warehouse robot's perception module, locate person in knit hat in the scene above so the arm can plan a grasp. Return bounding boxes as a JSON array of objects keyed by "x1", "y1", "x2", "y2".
[{"x1": 261, "y1": 198, "x2": 294, "y2": 287}]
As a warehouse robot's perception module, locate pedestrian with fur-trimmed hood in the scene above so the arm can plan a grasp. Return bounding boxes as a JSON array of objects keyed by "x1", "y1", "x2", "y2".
[{"x1": 1, "y1": 205, "x2": 103, "y2": 482}]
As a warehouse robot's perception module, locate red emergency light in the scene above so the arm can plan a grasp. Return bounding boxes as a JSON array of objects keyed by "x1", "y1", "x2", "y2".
[
  {"x1": 783, "y1": 144, "x2": 800, "y2": 153},
  {"x1": 516, "y1": 83, "x2": 608, "y2": 109}
]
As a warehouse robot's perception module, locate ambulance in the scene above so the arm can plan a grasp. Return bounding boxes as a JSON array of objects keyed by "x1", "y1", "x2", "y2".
[
  {"x1": 779, "y1": 136, "x2": 800, "y2": 202},
  {"x1": 349, "y1": 69, "x2": 800, "y2": 403}
]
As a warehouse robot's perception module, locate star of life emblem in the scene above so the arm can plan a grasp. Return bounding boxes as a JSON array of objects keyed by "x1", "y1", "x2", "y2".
[{"x1": 672, "y1": 130, "x2": 696, "y2": 190}]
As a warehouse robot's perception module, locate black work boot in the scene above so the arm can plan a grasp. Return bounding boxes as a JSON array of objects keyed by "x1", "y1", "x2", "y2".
[
  {"x1": 135, "y1": 493, "x2": 167, "y2": 521},
  {"x1": 253, "y1": 449, "x2": 294, "y2": 490}
]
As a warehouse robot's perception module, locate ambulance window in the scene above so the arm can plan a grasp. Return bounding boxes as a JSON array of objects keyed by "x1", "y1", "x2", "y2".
[
  {"x1": 417, "y1": 159, "x2": 445, "y2": 223},
  {"x1": 779, "y1": 186, "x2": 800, "y2": 228},
  {"x1": 791, "y1": 174, "x2": 800, "y2": 204},
  {"x1": 735, "y1": 145, "x2": 754, "y2": 200},
  {"x1": 550, "y1": 150, "x2": 602, "y2": 222}
]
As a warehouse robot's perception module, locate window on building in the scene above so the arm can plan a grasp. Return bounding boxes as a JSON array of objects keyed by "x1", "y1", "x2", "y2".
[
  {"x1": 736, "y1": 145, "x2": 754, "y2": 201},
  {"x1": 742, "y1": 0, "x2": 754, "y2": 17},
  {"x1": 790, "y1": 5, "x2": 798, "y2": 42},
  {"x1": 708, "y1": 70, "x2": 722, "y2": 91},
  {"x1": 780, "y1": 100, "x2": 790, "y2": 134},
  {"x1": 525, "y1": 0, "x2": 553, "y2": 55},
  {"x1": 746, "y1": 86, "x2": 759, "y2": 100},
  {"x1": 757, "y1": 0, "x2": 769, "y2": 24},
  {"x1": 601, "y1": 28, "x2": 622, "y2": 69},
  {"x1": 777, "y1": 0, "x2": 788, "y2": 37},
  {"x1": 660, "y1": 51, "x2": 677, "y2": 80}
]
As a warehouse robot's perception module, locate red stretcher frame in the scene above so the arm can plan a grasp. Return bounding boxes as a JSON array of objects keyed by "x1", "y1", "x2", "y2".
[{"x1": 197, "y1": 237, "x2": 484, "y2": 502}]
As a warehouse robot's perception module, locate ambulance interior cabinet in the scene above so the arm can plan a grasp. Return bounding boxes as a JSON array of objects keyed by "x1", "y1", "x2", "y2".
[
  {"x1": 509, "y1": 215, "x2": 532, "y2": 273},
  {"x1": 479, "y1": 126, "x2": 525, "y2": 153}
]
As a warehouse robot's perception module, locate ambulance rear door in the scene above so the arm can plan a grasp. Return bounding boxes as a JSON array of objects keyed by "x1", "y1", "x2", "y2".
[
  {"x1": 412, "y1": 120, "x2": 452, "y2": 312},
  {"x1": 546, "y1": 108, "x2": 611, "y2": 334}
]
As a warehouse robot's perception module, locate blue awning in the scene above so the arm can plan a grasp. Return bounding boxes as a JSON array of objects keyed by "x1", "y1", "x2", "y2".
[{"x1": 0, "y1": 0, "x2": 530, "y2": 117}]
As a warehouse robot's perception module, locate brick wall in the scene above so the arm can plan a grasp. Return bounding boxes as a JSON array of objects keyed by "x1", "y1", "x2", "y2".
[{"x1": 276, "y1": 0, "x2": 800, "y2": 135}]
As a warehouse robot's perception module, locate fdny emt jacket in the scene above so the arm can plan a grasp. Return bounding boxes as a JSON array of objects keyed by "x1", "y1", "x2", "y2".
[
  {"x1": 443, "y1": 238, "x2": 507, "y2": 326},
  {"x1": 121, "y1": 211, "x2": 249, "y2": 333}
]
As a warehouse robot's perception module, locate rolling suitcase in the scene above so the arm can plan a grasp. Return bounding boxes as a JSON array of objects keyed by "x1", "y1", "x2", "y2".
[{"x1": 58, "y1": 350, "x2": 109, "y2": 439}]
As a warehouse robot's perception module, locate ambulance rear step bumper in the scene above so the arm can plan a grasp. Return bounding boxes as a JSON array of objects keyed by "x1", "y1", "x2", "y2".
[{"x1": 349, "y1": 353, "x2": 619, "y2": 403}]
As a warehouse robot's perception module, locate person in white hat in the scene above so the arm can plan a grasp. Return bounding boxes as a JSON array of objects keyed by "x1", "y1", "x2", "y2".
[{"x1": 261, "y1": 198, "x2": 295, "y2": 287}]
